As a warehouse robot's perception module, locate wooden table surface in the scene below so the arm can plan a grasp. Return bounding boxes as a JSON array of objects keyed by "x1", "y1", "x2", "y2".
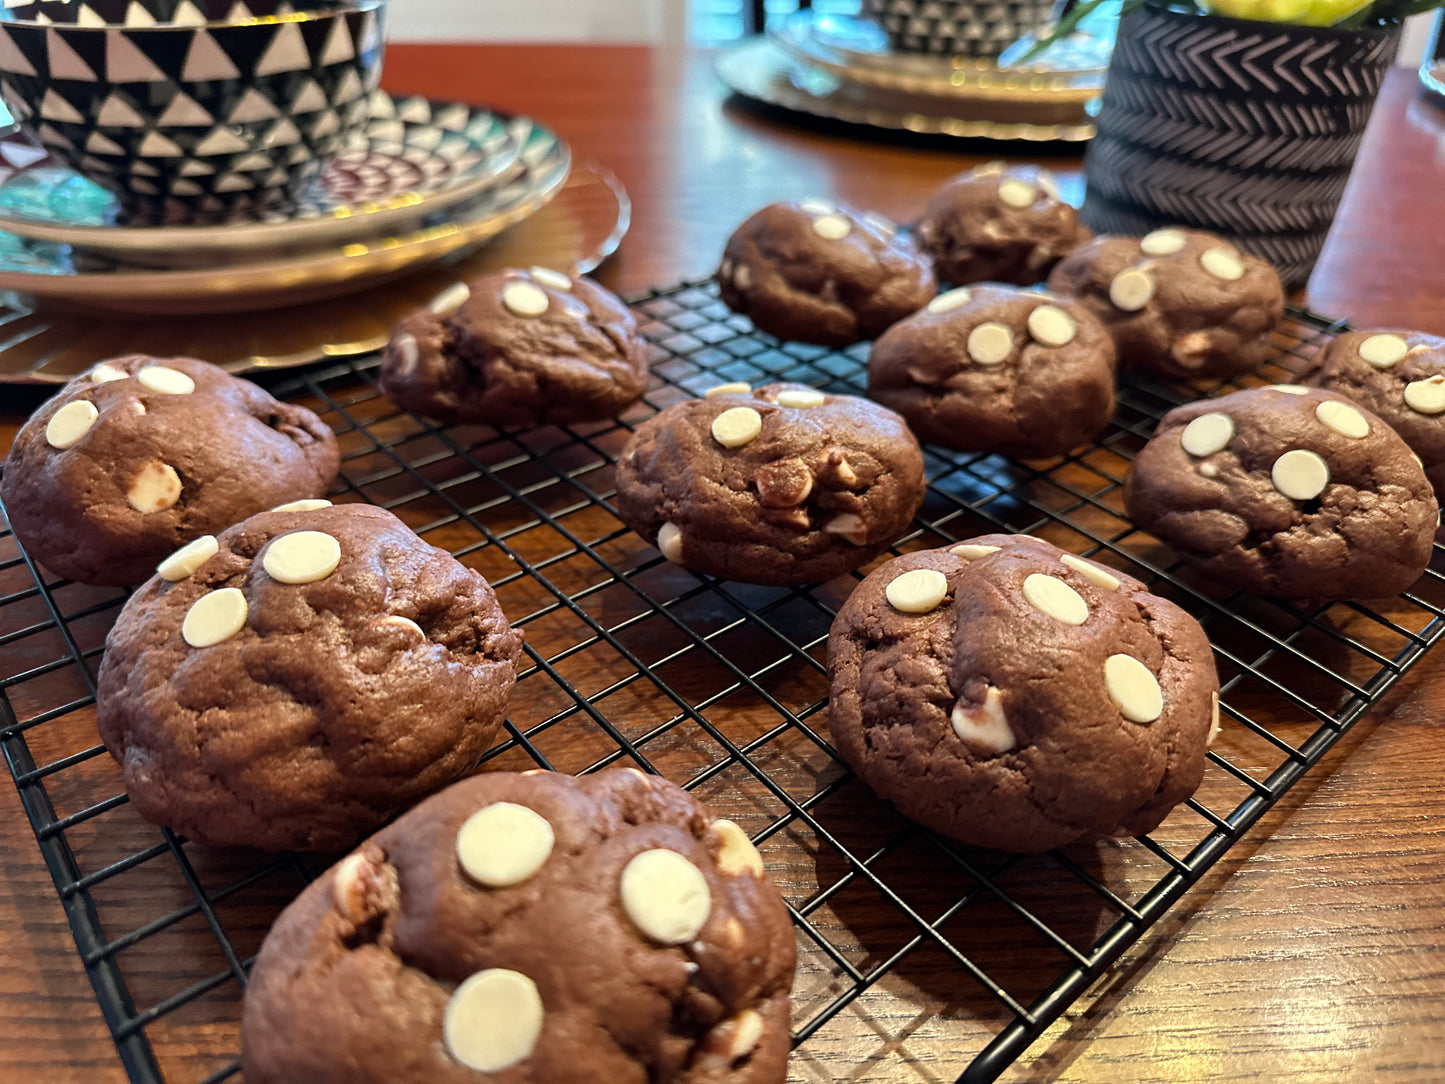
[{"x1": 3, "y1": 44, "x2": 1445, "y2": 1084}]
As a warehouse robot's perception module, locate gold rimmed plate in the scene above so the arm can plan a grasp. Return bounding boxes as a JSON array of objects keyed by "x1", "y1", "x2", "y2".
[
  {"x1": 0, "y1": 115, "x2": 569, "y2": 313},
  {"x1": 717, "y1": 38, "x2": 1096, "y2": 141},
  {"x1": 769, "y1": 11, "x2": 1106, "y2": 105},
  {"x1": 0, "y1": 93, "x2": 522, "y2": 265},
  {"x1": 0, "y1": 159, "x2": 628, "y2": 383}
]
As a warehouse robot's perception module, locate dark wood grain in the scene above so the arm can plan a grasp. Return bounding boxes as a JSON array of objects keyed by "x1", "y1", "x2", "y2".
[{"x1": 2, "y1": 46, "x2": 1444, "y2": 1084}]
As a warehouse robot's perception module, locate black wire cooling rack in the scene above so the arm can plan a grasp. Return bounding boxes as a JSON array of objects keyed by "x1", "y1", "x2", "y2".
[{"x1": 4, "y1": 279, "x2": 1444, "y2": 1084}]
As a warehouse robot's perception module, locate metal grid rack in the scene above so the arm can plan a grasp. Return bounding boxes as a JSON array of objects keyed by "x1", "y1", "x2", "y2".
[{"x1": 3, "y1": 279, "x2": 1443, "y2": 1083}]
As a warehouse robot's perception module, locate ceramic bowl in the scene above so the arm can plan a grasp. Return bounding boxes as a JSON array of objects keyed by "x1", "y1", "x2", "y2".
[
  {"x1": 860, "y1": 0, "x2": 1057, "y2": 58},
  {"x1": 0, "y1": 0, "x2": 386, "y2": 220}
]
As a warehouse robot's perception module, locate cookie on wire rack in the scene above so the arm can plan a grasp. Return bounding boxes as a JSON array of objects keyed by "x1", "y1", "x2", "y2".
[
  {"x1": 615, "y1": 382, "x2": 926, "y2": 585},
  {"x1": 241, "y1": 767, "x2": 797, "y2": 1083},
  {"x1": 1125, "y1": 384, "x2": 1438, "y2": 602},
  {"x1": 828, "y1": 534, "x2": 1220, "y2": 853},
  {"x1": 96, "y1": 502, "x2": 524, "y2": 852},
  {"x1": 380, "y1": 266, "x2": 648, "y2": 427},
  {"x1": 1, "y1": 355, "x2": 338, "y2": 587}
]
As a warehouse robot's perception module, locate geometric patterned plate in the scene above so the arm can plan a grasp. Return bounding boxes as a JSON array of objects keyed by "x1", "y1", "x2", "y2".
[
  {"x1": 0, "y1": 92, "x2": 520, "y2": 262},
  {"x1": 0, "y1": 158, "x2": 628, "y2": 382},
  {"x1": 0, "y1": 115, "x2": 569, "y2": 312}
]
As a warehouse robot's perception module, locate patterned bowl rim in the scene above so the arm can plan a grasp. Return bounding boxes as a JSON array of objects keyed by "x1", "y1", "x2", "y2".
[
  {"x1": 0, "y1": 0, "x2": 386, "y2": 30},
  {"x1": 0, "y1": 93, "x2": 523, "y2": 256}
]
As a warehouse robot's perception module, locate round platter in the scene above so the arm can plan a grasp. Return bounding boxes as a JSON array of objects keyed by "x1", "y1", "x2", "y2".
[
  {"x1": 0, "y1": 115, "x2": 569, "y2": 313},
  {"x1": 0, "y1": 92, "x2": 522, "y2": 263},
  {"x1": 716, "y1": 37, "x2": 1096, "y2": 142},
  {"x1": 0, "y1": 158, "x2": 628, "y2": 383}
]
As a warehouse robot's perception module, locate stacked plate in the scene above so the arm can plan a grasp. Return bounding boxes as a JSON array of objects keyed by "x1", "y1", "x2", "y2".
[
  {"x1": 716, "y1": 10, "x2": 1112, "y2": 143},
  {"x1": 0, "y1": 89, "x2": 577, "y2": 315}
]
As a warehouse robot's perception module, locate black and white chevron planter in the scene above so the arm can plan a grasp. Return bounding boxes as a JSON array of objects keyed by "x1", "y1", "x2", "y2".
[{"x1": 1082, "y1": 7, "x2": 1399, "y2": 289}]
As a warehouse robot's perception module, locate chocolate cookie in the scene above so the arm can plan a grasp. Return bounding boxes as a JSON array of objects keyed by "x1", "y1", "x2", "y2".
[
  {"x1": 914, "y1": 163, "x2": 1088, "y2": 286},
  {"x1": 241, "y1": 767, "x2": 796, "y2": 1083},
  {"x1": 827, "y1": 535, "x2": 1219, "y2": 853},
  {"x1": 867, "y1": 283, "x2": 1116, "y2": 458},
  {"x1": 96, "y1": 502, "x2": 524, "y2": 851},
  {"x1": 717, "y1": 199, "x2": 935, "y2": 347},
  {"x1": 1125, "y1": 385, "x2": 1437, "y2": 601},
  {"x1": 1047, "y1": 228, "x2": 1284, "y2": 381},
  {"x1": 1303, "y1": 329, "x2": 1445, "y2": 497},
  {"x1": 615, "y1": 383, "x2": 925, "y2": 585},
  {"x1": 380, "y1": 267, "x2": 648, "y2": 427},
  {"x1": 1, "y1": 356, "x2": 338, "y2": 587}
]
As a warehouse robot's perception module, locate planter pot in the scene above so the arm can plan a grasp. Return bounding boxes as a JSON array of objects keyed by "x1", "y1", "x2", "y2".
[{"x1": 1081, "y1": 6, "x2": 1399, "y2": 289}]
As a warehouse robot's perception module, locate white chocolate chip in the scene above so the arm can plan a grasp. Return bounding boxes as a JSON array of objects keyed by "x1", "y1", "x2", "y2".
[
  {"x1": 824, "y1": 513, "x2": 868, "y2": 545},
  {"x1": 90, "y1": 362, "x2": 128, "y2": 383},
  {"x1": 927, "y1": 287, "x2": 972, "y2": 314},
  {"x1": 811, "y1": 214, "x2": 851, "y2": 241},
  {"x1": 456, "y1": 802, "x2": 555, "y2": 887},
  {"x1": 620, "y1": 849, "x2": 712, "y2": 944},
  {"x1": 695, "y1": 1009, "x2": 766, "y2": 1071},
  {"x1": 528, "y1": 266, "x2": 571, "y2": 290},
  {"x1": 967, "y1": 322, "x2": 1013, "y2": 366},
  {"x1": 1268, "y1": 384, "x2": 1309, "y2": 395},
  {"x1": 1404, "y1": 376, "x2": 1445, "y2": 415},
  {"x1": 733, "y1": 263, "x2": 753, "y2": 291},
  {"x1": 973, "y1": 160, "x2": 1006, "y2": 176},
  {"x1": 45, "y1": 400, "x2": 98, "y2": 450},
  {"x1": 1199, "y1": 462, "x2": 1219, "y2": 478},
  {"x1": 1026, "y1": 305, "x2": 1077, "y2": 348},
  {"x1": 1140, "y1": 228, "x2": 1187, "y2": 256},
  {"x1": 711, "y1": 406, "x2": 763, "y2": 448},
  {"x1": 390, "y1": 332, "x2": 419, "y2": 377},
  {"x1": 719, "y1": 258, "x2": 733, "y2": 281},
  {"x1": 998, "y1": 178, "x2": 1038, "y2": 209},
  {"x1": 1408, "y1": 344, "x2": 1433, "y2": 358},
  {"x1": 657, "y1": 522, "x2": 684, "y2": 562},
  {"x1": 1271, "y1": 449, "x2": 1330, "y2": 501},
  {"x1": 704, "y1": 382, "x2": 751, "y2": 398},
  {"x1": 1180, "y1": 412, "x2": 1234, "y2": 457},
  {"x1": 775, "y1": 388, "x2": 825, "y2": 409},
  {"x1": 951, "y1": 686, "x2": 1016, "y2": 754},
  {"x1": 262, "y1": 530, "x2": 342, "y2": 585},
  {"x1": 1208, "y1": 690, "x2": 1222, "y2": 747},
  {"x1": 723, "y1": 1009, "x2": 764, "y2": 1060},
  {"x1": 1035, "y1": 169, "x2": 1060, "y2": 200},
  {"x1": 137, "y1": 366, "x2": 195, "y2": 395},
  {"x1": 1173, "y1": 330, "x2": 1211, "y2": 368},
  {"x1": 443, "y1": 969, "x2": 543, "y2": 1072},
  {"x1": 797, "y1": 197, "x2": 834, "y2": 216},
  {"x1": 379, "y1": 614, "x2": 425, "y2": 640},
  {"x1": 502, "y1": 281, "x2": 549, "y2": 318},
  {"x1": 707, "y1": 819, "x2": 764, "y2": 877},
  {"x1": 885, "y1": 568, "x2": 949, "y2": 614},
  {"x1": 157, "y1": 535, "x2": 218, "y2": 582},
  {"x1": 429, "y1": 282, "x2": 470, "y2": 315},
  {"x1": 126, "y1": 460, "x2": 181, "y2": 514},
  {"x1": 1022, "y1": 573, "x2": 1088, "y2": 625},
  {"x1": 1060, "y1": 554, "x2": 1120, "y2": 591},
  {"x1": 332, "y1": 850, "x2": 399, "y2": 924},
  {"x1": 1358, "y1": 333, "x2": 1409, "y2": 369},
  {"x1": 1104, "y1": 653, "x2": 1163, "y2": 723},
  {"x1": 951, "y1": 543, "x2": 1000, "y2": 560},
  {"x1": 1199, "y1": 247, "x2": 1246, "y2": 281},
  {"x1": 1109, "y1": 268, "x2": 1156, "y2": 312},
  {"x1": 1315, "y1": 399, "x2": 1369, "y2": 438},
  {"x1": 182, "y1": 587, "x2": 247, "y2": 648},
  {"x1": 271, "y1": 498, "x2": 332, "y2": 513}
]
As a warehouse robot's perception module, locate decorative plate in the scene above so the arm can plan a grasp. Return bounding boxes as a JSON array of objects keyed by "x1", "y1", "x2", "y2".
[
  {"x1": 0, "y1": 114, "x2": 569, "y2": 313},
  {"x1": 0, "y1": 159, "x2": 628, "y2": 383},
  {"x1": 0, "y1": 92, "x2": 521, "y2": 263},
  {"x1": 716, "y1": 38, "x2": 1096, "y2": 143},
  {"x1": 770, "y1": 11, "x2": 1108, "y2": 104}
]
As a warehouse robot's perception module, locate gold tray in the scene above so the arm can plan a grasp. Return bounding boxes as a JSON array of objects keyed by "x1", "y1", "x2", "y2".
[
  {"x1": 0, "y1": 161, "x2": 629, "y2": 384},
  {"x1": 716, "y1": 38, "x2": 1096, "y2": 142}
]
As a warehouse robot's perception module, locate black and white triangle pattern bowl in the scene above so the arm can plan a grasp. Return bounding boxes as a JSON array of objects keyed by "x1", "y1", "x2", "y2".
[
  {"x1": 0, "y1": 0, "x2": 311, "y2": 26},
  {"x1": 860, "y1": 0, "x2": 1058, "y2": 58},
  {"x1": 0, "y1": 0, "x2": 386, "y2": 220}
]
